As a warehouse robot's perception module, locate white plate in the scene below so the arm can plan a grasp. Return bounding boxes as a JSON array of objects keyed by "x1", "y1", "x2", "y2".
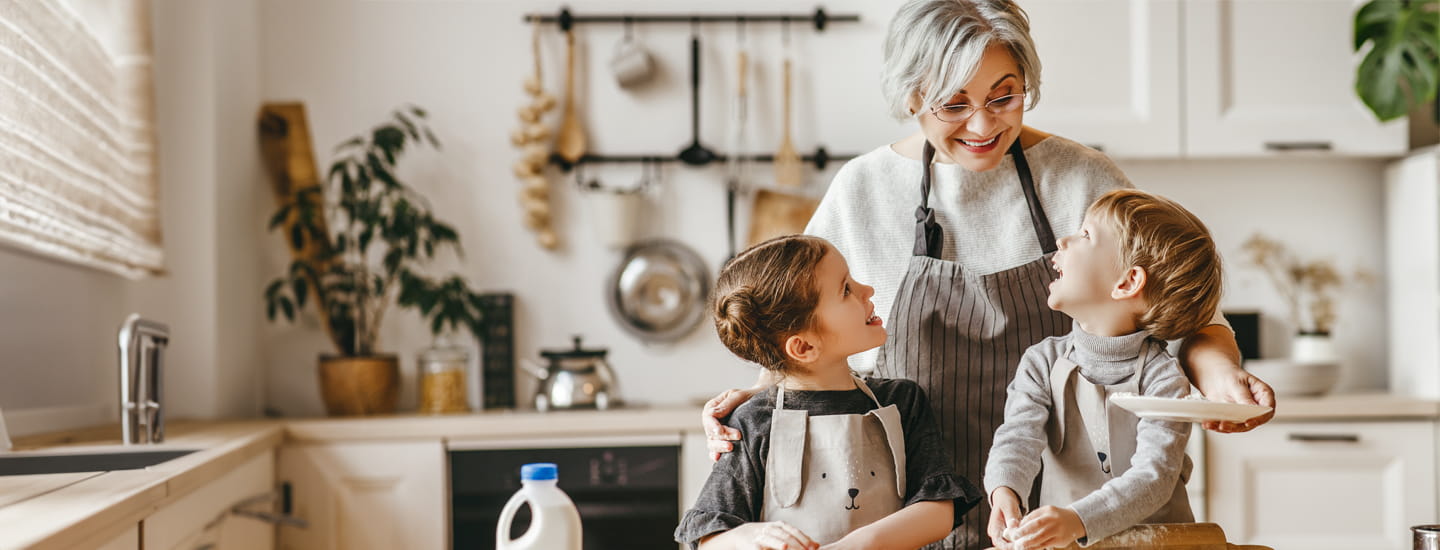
[{"x1": 1109, "y1": 393, "x2": 1272, "y2": 423}]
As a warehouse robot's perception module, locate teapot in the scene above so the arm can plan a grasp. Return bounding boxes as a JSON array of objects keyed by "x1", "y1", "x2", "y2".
[{"x1": 521, "y1": 336, "x2": 620, "y2": 411}]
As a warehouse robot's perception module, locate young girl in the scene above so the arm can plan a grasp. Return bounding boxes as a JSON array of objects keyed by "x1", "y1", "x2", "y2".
[
  {"x1": 675, "y1": 235, "x2": 981, "y2": 550},
  {"x1": 985, "y1": 189, "x2": 1233, "y2": 549}
]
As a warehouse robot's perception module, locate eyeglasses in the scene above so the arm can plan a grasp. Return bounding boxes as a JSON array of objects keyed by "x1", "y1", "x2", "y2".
[{"x1": 929, "y1": 93, "x2": 1026, "y2": 124}]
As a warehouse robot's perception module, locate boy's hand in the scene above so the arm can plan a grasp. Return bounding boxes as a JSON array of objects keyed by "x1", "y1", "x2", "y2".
[
  {"x1": 725, "y1": 521, "x2": 819, "y2": 550},
  {"x1": 1009, "y1": 506, "x2": 1085, "y2": 550},
  {"x1": 986, "y1": 487, "x2": 1024, "y2": 549}
]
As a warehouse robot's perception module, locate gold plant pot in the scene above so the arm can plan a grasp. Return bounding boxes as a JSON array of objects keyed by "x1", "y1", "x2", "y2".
[{"x1": 317, "y1": 354, "x2": 399, "y2": 416}]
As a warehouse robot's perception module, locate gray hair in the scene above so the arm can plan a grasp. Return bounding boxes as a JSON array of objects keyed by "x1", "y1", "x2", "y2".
[{"x1": 880, "y1": 0, "x2": 1043, "y2": 120}]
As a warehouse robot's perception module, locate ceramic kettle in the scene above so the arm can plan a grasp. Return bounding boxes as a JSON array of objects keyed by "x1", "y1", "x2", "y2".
[{"x1": 522, "y1": 336, "x2": 620, "y2": 411}]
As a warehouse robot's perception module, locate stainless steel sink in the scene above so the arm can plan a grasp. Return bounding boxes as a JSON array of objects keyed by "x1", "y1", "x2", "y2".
[{"x1": 0, "y1": 448, "x2": 197, "y2": 476}]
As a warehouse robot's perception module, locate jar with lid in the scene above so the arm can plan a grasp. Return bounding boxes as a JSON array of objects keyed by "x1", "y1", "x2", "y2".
[{"x1": 418, "y1": 338, "x2": 470, "y2": 414}]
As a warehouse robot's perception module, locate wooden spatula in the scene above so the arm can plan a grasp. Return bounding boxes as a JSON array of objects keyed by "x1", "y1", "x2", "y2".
[
  {"x1": 555, "y1": 30, "x2": 586, "y2": 163},
  {"x1": 773, "y1": 57, "x2": 802, "y2": 186}
]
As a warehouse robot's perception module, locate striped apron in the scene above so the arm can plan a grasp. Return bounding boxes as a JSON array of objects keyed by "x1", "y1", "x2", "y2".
[{"x1": 873, "y1": 139, "x2": 1070, "y2": 550}]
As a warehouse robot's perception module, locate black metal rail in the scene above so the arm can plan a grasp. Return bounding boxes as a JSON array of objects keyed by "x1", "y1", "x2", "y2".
[
  {"x1": 550, "y1": 147, "x2": 853, "y2": 172},
  {"x1": 523, "y1": 7, "x2": 860, "y2": 32}
]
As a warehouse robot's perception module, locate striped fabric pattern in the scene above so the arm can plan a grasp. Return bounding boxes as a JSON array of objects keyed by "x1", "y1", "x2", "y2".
[
  {"x1": 876, "y1": 254, "x2": 1070, "y2": 549},
  {"x1": 0, "y1": 0, "x2": 162, "y2": 278}
]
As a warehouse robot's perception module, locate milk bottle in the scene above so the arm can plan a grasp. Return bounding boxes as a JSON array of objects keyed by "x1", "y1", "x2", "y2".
[{"x1": 496, "y1": 462, "x2": 582, "y2": 550}]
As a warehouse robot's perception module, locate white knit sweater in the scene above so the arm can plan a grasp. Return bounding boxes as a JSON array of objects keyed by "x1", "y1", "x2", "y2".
[{"x1": 805, "y1": 135, "x2": 1221, "y2": 372}]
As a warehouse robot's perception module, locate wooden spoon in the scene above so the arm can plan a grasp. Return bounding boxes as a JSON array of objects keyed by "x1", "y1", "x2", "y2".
[
  {"x1": 555, "y1": 30, "x2": 586, "y2": 163},
  {"x1": 773, "y1": 57, "x2": 802, "y2": 186}
]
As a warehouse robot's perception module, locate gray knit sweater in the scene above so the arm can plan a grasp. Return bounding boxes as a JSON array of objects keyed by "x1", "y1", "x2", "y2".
[
  {"x1": 805, "y1": 136, "x2": 1225, "y2": 372},
  {"x1": 983, "y1": 326, "x2": 1194, "y2": 544}
]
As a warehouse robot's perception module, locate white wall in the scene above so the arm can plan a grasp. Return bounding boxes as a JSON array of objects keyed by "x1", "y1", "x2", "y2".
[
  {"x1": 255, "y1": 0, "x2": 1395, "y2": 416},
  {"x1": 0, "y1": 0, "x2": 267, "y2": 434}
]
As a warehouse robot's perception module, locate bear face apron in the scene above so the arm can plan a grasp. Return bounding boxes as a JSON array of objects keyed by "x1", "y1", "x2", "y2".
[{"x1": 760, "y1": 375, "x2": 908, "y2": 545}]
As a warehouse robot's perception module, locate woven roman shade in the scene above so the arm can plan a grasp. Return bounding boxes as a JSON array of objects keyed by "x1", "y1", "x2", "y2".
[{"x1": 0, "y1": 0, "x2": 162, "y2": 278}]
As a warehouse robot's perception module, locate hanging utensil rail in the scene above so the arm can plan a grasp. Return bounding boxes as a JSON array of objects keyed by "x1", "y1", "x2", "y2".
[
  {"x1": 524, "y1": 7, "x2": 861, "y2": 172},
  {"x1": 523, "y1": 8, "x2": 859, "y2": 32}
]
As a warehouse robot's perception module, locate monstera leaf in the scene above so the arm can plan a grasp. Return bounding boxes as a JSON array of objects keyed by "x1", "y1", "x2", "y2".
[{"x1": 1353, "y1": 0, "x2": 1439, "y2": 122}]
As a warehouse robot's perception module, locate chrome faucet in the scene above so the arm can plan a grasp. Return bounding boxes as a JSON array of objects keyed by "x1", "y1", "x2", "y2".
[{"x1": 118, "y1": 314, "x2": 169, "y2": 445}]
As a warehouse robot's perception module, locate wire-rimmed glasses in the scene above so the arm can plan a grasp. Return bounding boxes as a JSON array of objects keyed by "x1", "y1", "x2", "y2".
[{"x1": 929, "y1": 92, "x2": 1026, "y2": 124}]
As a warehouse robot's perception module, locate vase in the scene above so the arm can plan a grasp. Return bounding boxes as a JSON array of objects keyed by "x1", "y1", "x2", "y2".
[
  {"x1": 1290, "y1": 332, "x2": 1339, "y2": 365},
  {"x1": 318, "y1": 354, "x2": 399, "y2": 416}
]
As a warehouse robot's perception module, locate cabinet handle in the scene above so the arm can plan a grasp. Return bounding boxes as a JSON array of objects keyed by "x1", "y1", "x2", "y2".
[
  {"x1": 1288, "y1": 433, "x2": 1359, "y2": 443},
  {"x1": 1264, "y1": 141, "x2": 1333, "y2": 152}
]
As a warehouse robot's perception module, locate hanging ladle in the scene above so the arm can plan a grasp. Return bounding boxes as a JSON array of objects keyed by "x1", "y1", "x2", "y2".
[{"x1": 678, "y1": 25, "x2": 717, "y2": 166}]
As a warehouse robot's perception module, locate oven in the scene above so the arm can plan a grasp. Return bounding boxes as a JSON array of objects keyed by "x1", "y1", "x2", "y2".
[{"x1": 450, "y1": 434, "x2": 681, "y2": 549}]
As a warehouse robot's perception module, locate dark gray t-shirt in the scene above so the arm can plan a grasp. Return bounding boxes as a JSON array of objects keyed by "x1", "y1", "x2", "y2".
[{"x1": 674, "y1": 377, "x2": 982, "y2": 548}]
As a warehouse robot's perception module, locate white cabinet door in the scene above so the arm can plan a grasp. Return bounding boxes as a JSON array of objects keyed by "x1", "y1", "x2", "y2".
[
  {"x1": 1207, "y1": 421, "x2": 1436, "y2": 550},
  {"x1": 278, "y1": 441, "x2": 446, "y2": 550},
  {"x1": 1183, "y1": 0, "x2": 1407, "y2": 156},
  {"x1": 1022, "y1": 0, "x2": 1182, "y2": 157},
  {"x1": 86, "y1": 524, "x2": 140, "y2": 550},
  {"x1": 143, "y1": 451, "x2": 276, "y2": 550}
]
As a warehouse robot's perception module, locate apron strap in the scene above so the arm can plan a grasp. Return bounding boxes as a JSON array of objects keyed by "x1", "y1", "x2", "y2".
[
  {"x1": 914, "y1": 141, "x2": 943, "y2": 258},
  {"x1": 911, "y1": 139, "x2": 1056, "y2": 258},
  {"x1": 770, "y1": 385, "x2": 808, "y2": 509},
  {"x1": 1055, "y1": 340, "x2": 1156, "y2": 476},
  {"x1": 1008, "y1": 139, "x2": 1057, "y2": 254}
]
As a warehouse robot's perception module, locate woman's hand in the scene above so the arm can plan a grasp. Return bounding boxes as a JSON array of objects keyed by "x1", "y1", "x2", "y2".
[
  {"x1": 1007, "y1": 505, "x2": 1085, "y2": 550},
  {"x1": 986, "y1": 487, "x2": 1024, "y2": 549},
  {"x1": 1179, "y1": 324, "x2": 1277, "y2": 433},
  {"x1": 719, "y1": 521, "x2": 819, "y2": 550},
  {"x1": 702, "y1": 387, "x2": 756, "y2": 461},
  {"x1": 1196, "y1": 367, "x2": 1276, "y2": 433}
]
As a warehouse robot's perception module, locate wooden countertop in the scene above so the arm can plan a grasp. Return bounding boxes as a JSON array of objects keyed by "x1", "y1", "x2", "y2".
[{"x1": 0, "y1": 421, "x2": 283, "y2": 549}]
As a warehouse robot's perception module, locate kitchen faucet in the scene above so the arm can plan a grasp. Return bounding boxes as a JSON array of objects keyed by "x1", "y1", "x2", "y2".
[{"x1": 118, "y1": 314, "x2": 169, "y2": 444}]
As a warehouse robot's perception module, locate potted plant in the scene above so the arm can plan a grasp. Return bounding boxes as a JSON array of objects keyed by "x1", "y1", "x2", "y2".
[
  {"x1": 1353, "y1": 0, "x2": 1438, "y2": 124},
  {"x1": 263, "y1": 105, "x2": 489, "y2": 416},
  {"x1": 1240, "y1": 233, "x2": 1373, "y2": 364}
]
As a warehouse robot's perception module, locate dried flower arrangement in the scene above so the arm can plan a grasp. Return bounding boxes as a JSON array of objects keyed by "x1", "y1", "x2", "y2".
[{"x1": 1240, "y1": 233, "x2": 1373, "y2": 335}]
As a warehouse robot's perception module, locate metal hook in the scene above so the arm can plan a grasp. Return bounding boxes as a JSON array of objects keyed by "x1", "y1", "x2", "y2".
[{"x1": 623, "y1": 15, "x2": 634, "y2": 41}]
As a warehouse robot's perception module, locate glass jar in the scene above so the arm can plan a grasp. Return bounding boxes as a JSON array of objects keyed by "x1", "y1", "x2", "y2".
[{"x1": 418, "y1": 344, "x2": 470, "y2": 414}]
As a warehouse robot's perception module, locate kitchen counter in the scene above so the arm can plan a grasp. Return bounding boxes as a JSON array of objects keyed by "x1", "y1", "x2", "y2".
[
  {"x1": 285, "y1": 404, "x2": 701, "y2": 443},
  {"x1": 1270, "y1": 391, "x2": 1440, "y2": 421},
  {"x1": 0, "y1": 421, "x2": 283, "y2": 549}
]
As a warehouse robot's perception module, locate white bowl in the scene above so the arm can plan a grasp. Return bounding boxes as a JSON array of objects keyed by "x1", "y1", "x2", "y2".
[{"x1": 1244, "y1": 358, "x2": 1340, "y2": 397}]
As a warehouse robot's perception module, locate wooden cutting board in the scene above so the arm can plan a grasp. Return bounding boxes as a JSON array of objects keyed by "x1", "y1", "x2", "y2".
[{"x1": 745, "y1": 188, "x2": 820, "y2": 247}]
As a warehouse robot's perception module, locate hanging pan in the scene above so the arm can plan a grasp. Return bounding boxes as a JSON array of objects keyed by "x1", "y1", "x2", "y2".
[{"x1": 606, "y1": 239, "x2": 711, "y2": 344}]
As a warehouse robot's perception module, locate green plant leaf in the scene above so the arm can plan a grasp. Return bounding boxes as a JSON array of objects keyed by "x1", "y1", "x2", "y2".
[
  {"x1": 279, "y1": 297, "x2": 295, "y2": 320},
  {"x1": 334, "y1": 136, "x2": 364, "y2": 152},
  {"x1": 1354, "y1": 0, "x2": 1440, "y2": 121},
  {"x1": 292, "y1": 278, "x2": 308, "y2": 307},
  {"x1": 268, "y1": 205, "x2": 291, "y2": 230},
  {"x1": 267, "y1": 301, "x2": 277, "y2": 321},
  {"x1": 265, "y1": 279, "x2": 284, "y2": 299},
  {"x1": 289, "y1": 222, "x2": 305, "y2": 250},
  {"x1": 410, "y1": 105, "x2": 427, "y2": 118}
]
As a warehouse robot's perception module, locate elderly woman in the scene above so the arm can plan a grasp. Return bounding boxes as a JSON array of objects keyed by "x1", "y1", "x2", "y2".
[{"x1": 700, "y1": 1, "x2": 1276, "y2": 548}]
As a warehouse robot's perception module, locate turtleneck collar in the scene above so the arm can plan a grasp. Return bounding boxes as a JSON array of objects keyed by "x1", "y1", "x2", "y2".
[{"x1": 1070, "y1": 321, "x2": 1151, "y2": 362}]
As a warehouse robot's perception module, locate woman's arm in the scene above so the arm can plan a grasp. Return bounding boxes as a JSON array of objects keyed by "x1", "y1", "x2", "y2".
[
  {"x1": 1178, "y1": 324, "x2": 1275, "y2": 433},
  {"x1": 699, "y1": 522, "x2": 819, "y2": 550},
  {"x1": 819, "y1": 500, "x2": 954, "y2": 550}
]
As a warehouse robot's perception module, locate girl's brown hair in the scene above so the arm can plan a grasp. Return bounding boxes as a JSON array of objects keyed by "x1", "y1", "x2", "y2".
[
  {"x1": 712, "y1": 235, "x2": 830, "y2": 373},
  {"x1": 1088, "y1": 189, "x2": 1223, "y2": 341}
]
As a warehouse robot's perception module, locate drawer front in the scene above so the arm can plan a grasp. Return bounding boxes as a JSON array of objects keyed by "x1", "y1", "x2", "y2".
[{"x1": 1207, "y1": 421, "x2": 1435, "y2": 550}]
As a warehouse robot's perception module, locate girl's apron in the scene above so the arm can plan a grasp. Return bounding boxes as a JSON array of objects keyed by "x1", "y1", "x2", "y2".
[
  {"x1": 1044, "y1": 340, "x2": 1193, "y2": 526},
  {"x1": 760, "y1": 375, "x2": 908, "y2": 545},
  {"x1": 874, "y1": 140, "x2": 1070, "y2": 549}
]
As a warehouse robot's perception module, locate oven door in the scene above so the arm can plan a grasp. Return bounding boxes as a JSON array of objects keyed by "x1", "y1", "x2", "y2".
[{"x1": 450, "y1": 434, "x2": 681, "y2": 550}]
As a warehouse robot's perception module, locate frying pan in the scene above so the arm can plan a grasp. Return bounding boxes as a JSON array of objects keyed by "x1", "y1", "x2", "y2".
[{"x1": 606, "y1": 239, "x2": 711, "y2": 344}]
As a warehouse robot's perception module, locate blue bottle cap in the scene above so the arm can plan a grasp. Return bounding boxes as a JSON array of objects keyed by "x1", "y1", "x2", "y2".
[{"x1": 521, "y1": 462, "x2": 558, "y2": 481}]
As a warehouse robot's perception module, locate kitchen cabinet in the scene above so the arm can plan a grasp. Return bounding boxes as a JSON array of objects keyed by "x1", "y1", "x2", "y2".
[
  {"x1": 278, "y1": 440, "x2": 447, "y2": 550},
  {"x1": 87, "y1": 525, "x2": 140, "y2": 550},
  {"x1": 1023, "y1": 0, "x2": 1405, "y2": 158},
  {"x1": 1183, "y1": 0, "x2": 1405, "y2": 156},
  {"x1": 1205, "y1": 420, "x2": 1436, "y2": 549},
  {"x1": 1023, "y1": 0, "x2": 1183, "y2": 157},
  {"x1": 143, "y1": 450, "x2": 276, "y2": 550},
  {"x1": 680, "y1": 431, "x2": 711, "y2": 513}
]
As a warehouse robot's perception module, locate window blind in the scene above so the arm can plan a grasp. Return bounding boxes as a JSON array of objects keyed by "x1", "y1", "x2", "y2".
[{"x1": 0, "y1": 0, "x2": 162, "y2": 278}]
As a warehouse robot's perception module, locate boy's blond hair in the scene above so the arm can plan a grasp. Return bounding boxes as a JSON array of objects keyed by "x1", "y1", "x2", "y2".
[{"x1": 1088, "y1": 189, "x2": 1222, "y2": 341}]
